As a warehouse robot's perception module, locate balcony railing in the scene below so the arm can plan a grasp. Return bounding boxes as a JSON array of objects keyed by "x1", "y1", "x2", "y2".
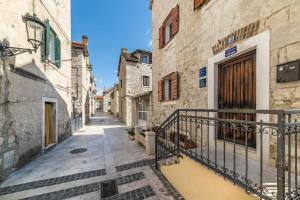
[{"x1": 155, "y1": 109, "x2": 300, "y2": 200}]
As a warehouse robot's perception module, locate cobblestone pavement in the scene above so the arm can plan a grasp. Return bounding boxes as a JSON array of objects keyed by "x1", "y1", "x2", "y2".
[{"x1": 0, "y1": 112, "x2": 183, "y2": 200}]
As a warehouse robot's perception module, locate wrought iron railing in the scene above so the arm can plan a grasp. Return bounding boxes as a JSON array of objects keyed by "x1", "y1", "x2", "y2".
[{"x1": 155, "y1": 109, "x2": 300, "y2": 200}]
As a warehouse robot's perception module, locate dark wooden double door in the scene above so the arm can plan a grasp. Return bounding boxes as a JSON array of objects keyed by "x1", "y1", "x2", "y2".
[{"x1": 218, "y1": 51, "x2": 257, "y2": 148}]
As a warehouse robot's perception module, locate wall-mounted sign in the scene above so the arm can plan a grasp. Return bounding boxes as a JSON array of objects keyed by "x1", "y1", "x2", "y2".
[
  {"x1": 199, "y1": 67, "x2": 207, "y2": 78},
  {"x1": 199, "y1": 79, "x2": 206, "y2": 88},
  {"x1": 225, "y1": 46, "x2": 237, "y2": 57}
]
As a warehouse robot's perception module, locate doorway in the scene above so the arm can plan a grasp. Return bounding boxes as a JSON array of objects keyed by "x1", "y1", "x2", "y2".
[
  {"x1": 44, "y1": 102, "x2": 56, "y2": 148},
  {"x1": 217, "y1": 50, "x2": 256, "y2": 148}
]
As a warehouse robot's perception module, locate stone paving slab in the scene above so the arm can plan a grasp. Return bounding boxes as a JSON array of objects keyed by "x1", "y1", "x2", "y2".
[
  {"x1": 102, "y1": 185, "x2": 155, "y2": 200},
  {"x1": 115, "y1": 159, "x2": 155, "y2": 172},
  {"x1": 0, "y1": 169, "x2": 106, "y2": 195},
  {"x1": 0, "y1": 113, "x2": 184, "y2": 200},
  {"x1": 19, "y1": 172, "x2": 146, "y2": 200}
]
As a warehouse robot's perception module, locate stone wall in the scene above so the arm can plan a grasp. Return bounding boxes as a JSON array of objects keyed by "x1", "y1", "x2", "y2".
[
  {"x1": 151, "y1": 0, "x2": 300, "y2": 124},
  {"x1": 111, "y1": 85, "x2": 119, "y2": 116},
  {"x1": 0, "y1": 0, "x2": 72, "y2": 181},
  {"x1": 71, "y1": 47, "x2": 84, "y2": 127},
  {"x1": 71, "y1": 44, "x2": 94, "y2": 126}
]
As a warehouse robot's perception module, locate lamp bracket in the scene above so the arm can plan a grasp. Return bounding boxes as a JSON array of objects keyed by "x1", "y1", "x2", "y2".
[{"x1": 0, "y1": 39, "x2": 36, "y2": 59}]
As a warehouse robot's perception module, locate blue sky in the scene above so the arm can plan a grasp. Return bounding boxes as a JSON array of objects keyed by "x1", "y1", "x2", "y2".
[{"x1": 71, "y1": 0, "x2": 152, "y2": 93}]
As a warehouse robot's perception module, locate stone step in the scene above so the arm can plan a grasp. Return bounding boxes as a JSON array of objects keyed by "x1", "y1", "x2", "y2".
[{"x1": 159, "y1": 156, "x2": 180, "y2": 166}]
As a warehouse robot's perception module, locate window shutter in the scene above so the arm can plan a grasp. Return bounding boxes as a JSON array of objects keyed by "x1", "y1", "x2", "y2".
[
  {"x1": 171, "y1": 72, "x2": 179, "y2": 100},
  {"x1": 149, "y1": 54, "x2": 152, "y2": 64},
  {"x1": 44, "y1": 19, "x2": 50, "y2": 59},
  {"x1": 55, "y1": 35, "x2": 61, "y2": 68},
  {"x1": 194, "y1": 0, "x2": 208, "y2": 10},
  {"x1": 171, "y1": 5, "x2": 179, "y2": 36},
  {"x1": 158, "y1": 80, "x2": 164, "y2": 102},
  {"x1": 159, "y1": 25, "x2": 165, "y2": 49}
]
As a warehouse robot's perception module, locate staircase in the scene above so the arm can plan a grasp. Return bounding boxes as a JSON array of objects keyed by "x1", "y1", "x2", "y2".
[{"x1": 155, "y1": 109, "x2": 300, "y2": 200}]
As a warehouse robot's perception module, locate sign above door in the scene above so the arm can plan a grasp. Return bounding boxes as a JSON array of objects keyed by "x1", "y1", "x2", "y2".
[{"x1": 225, "y1": 46, "x2": 237, "y2": 57}]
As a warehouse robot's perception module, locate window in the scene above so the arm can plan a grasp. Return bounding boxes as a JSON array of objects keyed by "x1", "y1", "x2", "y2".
[
  {"x1": 159, "y1": 5, "x2": 179, "y2": 49},
  {"x1": 164, "y1": 78, "x2": 172, "y2": 101},
  {"x1": 44, "y1": 19, "x2": 61, "y2": 67},
  {"x1": 138, "y1": 101, "x2": 149, "y2": 120},
  {"x1": 49, "y1": 31, "x2": 55, "y2": 62},
  {"x1": 164, "y1": 19, "x2": 173, "y2": 44},
  {"x1": 120, "y1": 80, "x2": 122, "y2": 88},
  {"x1": 158, "y1": 72, "x2": 178, "y2": 102},
  {"x1": 143, "y1": 76, "x2": 150, "y2": 86},
  {"x1": 141, "y1": 55, "x2": 149, "y2": 64}
]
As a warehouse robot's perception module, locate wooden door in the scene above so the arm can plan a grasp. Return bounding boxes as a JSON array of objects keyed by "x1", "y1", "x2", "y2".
[
  {"x1": 45, "y1": 103, "x2": 54, "y2": 146},
  {"x1": 218, "y1": 51, "x2": 256, "y2": 148}
]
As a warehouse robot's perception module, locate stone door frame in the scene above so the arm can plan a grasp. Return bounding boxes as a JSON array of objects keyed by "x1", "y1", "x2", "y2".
[
  {"x1": 42, "y1": 97, "x2": 58, "y2": 152},
  {"x1": 207, "y1": 30, "x2": 270, "y2": 156}
]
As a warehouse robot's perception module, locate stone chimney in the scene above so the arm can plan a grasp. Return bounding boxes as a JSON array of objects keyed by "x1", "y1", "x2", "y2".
[
  {"x1": 121, "y1": 48, "x2": 128, "y2": 54},
  {"x1": 82, "y1": 35, "x2": 88, "y2": 47}
]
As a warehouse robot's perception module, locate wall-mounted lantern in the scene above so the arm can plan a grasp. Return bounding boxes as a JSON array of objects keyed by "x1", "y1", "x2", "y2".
[{"x1": 0, "y1": 13, "x2": 45, "y2": 59}]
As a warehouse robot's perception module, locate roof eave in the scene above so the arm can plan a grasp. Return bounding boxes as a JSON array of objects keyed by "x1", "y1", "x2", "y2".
[{"x1": 150, "y1": 0, "x2": 154, "y2": 9}]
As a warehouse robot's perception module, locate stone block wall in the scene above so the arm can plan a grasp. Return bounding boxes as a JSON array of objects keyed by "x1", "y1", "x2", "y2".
[
  {"x1": 151, "y1": 0, "x2": 300, "y2": 124},
  {"x1": 111, "y1": 85, "x2": 119, "y2": 116},
  {"x1": 71, "y1": 47, "x2": 84, "y2": 119},
  {"x1": 126, "y1": 63, "x2": 152, "y2": 97}
]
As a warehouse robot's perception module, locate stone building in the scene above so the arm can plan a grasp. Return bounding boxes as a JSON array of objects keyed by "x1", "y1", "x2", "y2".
[
  {"x1": 0, "y1": 0, "x2": 71, "y2": 180},
  {"x1": 111, "y1": 84, "x2": 120, "y2": 116},
  {"x1": 95, "y1": 95, "x2": 104, "y2": 112},
  {"x1": 71, "y1": 36, "x2": 96, "y2": 130},
  {"x1": 151, "y1": 0, "x2": 300, "y2": 199},
  {"x1": 151, "y1": 0, "x2": 300, "y2": 123},
  {"x1": 117, "y1": 48, "x2": 152, "y2": 127},
  {"x1": 103, "y1": 87, "x2": 113, "y2": 113}
]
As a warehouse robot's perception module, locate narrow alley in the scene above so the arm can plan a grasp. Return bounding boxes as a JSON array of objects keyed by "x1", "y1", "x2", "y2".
[{"x1": 0, "y1": 113, "x2": 182, "y2": 200}]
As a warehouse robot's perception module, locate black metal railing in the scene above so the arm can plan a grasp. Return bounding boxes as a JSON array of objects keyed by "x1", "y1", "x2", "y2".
[{"x1": 155, "y1": 109, "x2": 300, "y2": 200}]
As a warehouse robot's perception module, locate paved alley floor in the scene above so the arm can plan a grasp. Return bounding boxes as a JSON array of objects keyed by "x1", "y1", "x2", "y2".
[{"x1": 0, "y1": 112, "x2": 183, "y2": 200}]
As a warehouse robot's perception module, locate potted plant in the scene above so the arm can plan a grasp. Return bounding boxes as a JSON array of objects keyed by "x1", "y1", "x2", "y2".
[{"x1": 127, "y1": 128, "x2": 135, "y2": 140}]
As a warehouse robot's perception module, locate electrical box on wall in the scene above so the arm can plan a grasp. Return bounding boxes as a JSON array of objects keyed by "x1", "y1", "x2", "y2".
[{"x1": 276, "y1": 60, "x2": 300, "y2": 83}]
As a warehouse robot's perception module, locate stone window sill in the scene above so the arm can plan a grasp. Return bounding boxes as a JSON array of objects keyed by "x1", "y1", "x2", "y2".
[{"x1": 161, "y1": 101, "x2": 177, "y2": 106}]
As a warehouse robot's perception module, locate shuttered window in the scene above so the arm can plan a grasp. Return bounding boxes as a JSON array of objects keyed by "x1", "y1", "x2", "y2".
[
  {"x1": 43, "y1": 19, "x2": 61, "y2": 68},
  {"x1": 158, "y1": 72, "x2": 179, "y2": 101},
  {"x1": 194, "y1": 0, "x2": 210, "y2": 10},
  {"x1": 159, "y1": 5, "x2": 179, "y2": 49}
]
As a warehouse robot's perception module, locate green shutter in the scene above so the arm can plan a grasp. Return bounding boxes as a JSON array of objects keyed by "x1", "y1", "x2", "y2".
[
  {"x1": 44, "y1": 19, "x2": 50, "y2": 60},
  {"x1": 55, "y1": 35, "x2": 61, "y2": 68}
]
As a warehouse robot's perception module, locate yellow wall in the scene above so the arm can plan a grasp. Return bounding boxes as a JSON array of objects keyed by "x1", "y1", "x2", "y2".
[{"x1": 161, "y1": 156, "x2": 256, "y2": 200}]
